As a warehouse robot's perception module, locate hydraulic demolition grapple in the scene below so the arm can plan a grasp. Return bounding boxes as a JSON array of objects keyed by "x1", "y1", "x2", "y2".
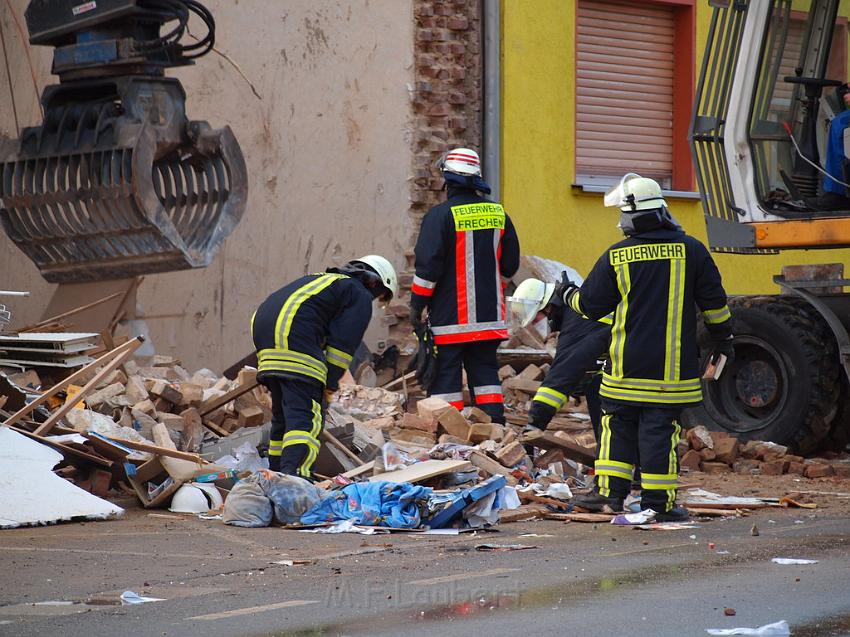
[{"x1": 0, "y1": 0, "x2": 247, "y2": 283}]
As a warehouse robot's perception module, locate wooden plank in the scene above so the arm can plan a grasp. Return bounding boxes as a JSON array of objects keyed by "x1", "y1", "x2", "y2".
[
  {"x1": 314, "y1": 461, "x2": 376, "y2": 489},
  {"x1": 368, "y1": 459, "x2": 472, "y2": 483},
  {"x1": 381, "y1": 371, "x2": 415, "y2": 390},
  {"x1": 468, "y1": 450, "x2": 518, "y2": 486},
  {"x1": 521, "y1": 430, "x2": 597, "y2": 465},
  {"x1": 517, "y1": 491, "x2": 570, "y2": 509},
  {"x1": 320, "y1": 430, "x2": 364, "y2": 466},
  {"x1": 33, "y1": 338, "x2": 143, "y2": 436},
  {"x1": 498, "y1": 504, "x2": 549, "y2": 522},
  {"x1": 544, "y1": 512, "x2": 614, "y2": 523},
  {"x1": 89, "y1": 434, "x2": 209, "y2": 464},
  {"x1": 3, "y1": 337, "x2": 144, "y2": 429},
  {"x1": 201, "y1": 418, "x2": 227, "y2": 437},
  {"x1": 198, "y1": 375, "x2": 258, "y2": 416},
  {"x1": 19, "y1": 291, "x2": 125, "y2": 333}
]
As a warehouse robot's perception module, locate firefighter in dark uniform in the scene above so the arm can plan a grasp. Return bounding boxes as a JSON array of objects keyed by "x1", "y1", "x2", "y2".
[
  {"x1": 564, "y1": 174, "x2": 734, "y2": 521},
  {"x1": 251, "y1": 256, "x2": 398, "y2": 478},
  {"x1": 508, "y1": 276, "x2": 611, "y2": 439},
  {"x1": 410, "y1": 147, "x2": 520, "y2": 423}
]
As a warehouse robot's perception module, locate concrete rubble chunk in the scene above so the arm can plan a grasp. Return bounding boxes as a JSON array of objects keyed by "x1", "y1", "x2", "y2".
[
  {"x1": 495, "y1": 441, "x2": 527, "y2": 468},
  {"x1": 687, "y1": 425, "x2": 714, "y2": 451},
  {"x1": 498, "y1": 365, "x2": 517, "y2": 381},
  {"x1": 124, "y1": 375, "x2": 149, "y2": 404},
  {"x1": 86, "y1": 382, "x2": 125, "y2": 408},
  {"x1": 713, "y1": 437, "x2": 740, "y2": 465},
  {"x1": 400, "y1": 412, "x2": 438, "y2": 433},
  {"x1": 517, "y1": 363, "x2": 544, "y2": 381},
  {"x1": 437, "y1": 407, "x2": 470, "y2": 439}
]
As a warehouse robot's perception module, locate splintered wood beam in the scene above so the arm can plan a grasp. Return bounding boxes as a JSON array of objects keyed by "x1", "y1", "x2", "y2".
[
  {"x1": 3, "y1": 336, "x2": 144, "y2": 429},
  {"x1": 32, "y1": 337, "x2": 144, "y2": 436}
]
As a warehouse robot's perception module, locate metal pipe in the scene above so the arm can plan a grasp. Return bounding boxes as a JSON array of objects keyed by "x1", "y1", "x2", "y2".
[
  {"x1": 483, "y1": 0, "x2": 501, "y2": 202},
  {"x1": 0, "y1": 291, "x2": 30, "y2": 297}
]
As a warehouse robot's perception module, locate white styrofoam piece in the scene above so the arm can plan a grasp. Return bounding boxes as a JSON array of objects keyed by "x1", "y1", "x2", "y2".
[
  {"x1": 0, "y1": 332, "x2": 98, "y2": 343},
  {"x1": 0, "y1": 427, "x2": 123, "y2": 529}
]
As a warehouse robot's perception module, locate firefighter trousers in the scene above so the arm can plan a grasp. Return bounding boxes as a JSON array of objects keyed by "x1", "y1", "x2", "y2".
[
  {"x1": 429, "y1": 340, "x2": 504, "y2": 423},
  {"x1": 595, "y1": 398, "x2": 682, "y2": 512},
  {"x1": 264, "y1": 377, "x2": 324, "y2": 478}
]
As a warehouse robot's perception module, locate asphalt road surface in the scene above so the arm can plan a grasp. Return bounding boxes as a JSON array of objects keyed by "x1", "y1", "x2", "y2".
[{"x1": 2, "y1": 500, "x2": 849, "y2": 637}]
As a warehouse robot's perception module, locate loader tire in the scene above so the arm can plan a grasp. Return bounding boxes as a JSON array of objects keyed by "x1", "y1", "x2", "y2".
[{"x1": 681, "y1": 296, "x2": 841, "y2": 453}]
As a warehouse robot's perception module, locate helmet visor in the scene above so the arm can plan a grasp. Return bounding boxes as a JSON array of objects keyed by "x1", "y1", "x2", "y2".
[
  {"x1": 603, "y1": 173, "x2": 642, "y2": 208},
  {"x1": 507, "y1": 296, "x2": 543, "y2": 328}
]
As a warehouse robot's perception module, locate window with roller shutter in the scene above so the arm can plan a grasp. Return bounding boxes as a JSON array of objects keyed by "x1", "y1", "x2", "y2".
[{"x1": 575, "y1": 0, "x2": 695, "y2": 191}]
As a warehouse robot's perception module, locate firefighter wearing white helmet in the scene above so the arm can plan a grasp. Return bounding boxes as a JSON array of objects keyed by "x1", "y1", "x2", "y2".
[
  {"x1": 564, "y1": 173, "x2": 733, "y2": 521},
  {"x1": 410, "y1": 146, "x2": 520, "y2": 423},
  {"x1": 508, "y1": 276, "x2": 611, "y2": 437},
  {"x1": 251, "y1": 255, "x2": 397, "y2": 477}
]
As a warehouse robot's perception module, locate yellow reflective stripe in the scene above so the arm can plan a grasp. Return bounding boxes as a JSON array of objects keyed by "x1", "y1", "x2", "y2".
[
  {"x1": 325, "y1": 346, "x2": 352, "y2": 370},
  {"x1": 609, "y1": 263, "x2": 631, "y2": 379},
  {"x1": 568, "y1": 291, "x2": 583, "y2": 314},
  {"x1": 250, "y1": 310, "x2": 257, "y2": 334},
  {"x1": 268, "y1": 448, "x2": 282, "y2": 457},
  {"x1": 596, "y1": 411, "x2": 613, "y2": 497},
  {"x1": 594, "y1": 461, "x2": 634, "y2": 481},
  {"x1": 599, "y1": 384, "x2": 702, "y2": 404},
  {"x1": 533, "y1": 386, "x2": 568, "y2": 409},
  {"x1": 597, "y1": 313, "x2": 614, "y2": 325},
  {"x1": 309, "y1": 399, "x2": 323, "y2": 439},
  {"x1": 640, "y1": 472, "x2": 679, "y2": 490},
  {"x1": 533, "y1": 394, "x2": 562, "y2": 409},
  {"x1": 703, "y1": 305, "x2": 732, "y2": 324},
  {"x1": 257, "y1": 360, "x2": 326, "y2": 384},
  {"x1": 258, "y1": 348, "x2": 326, "y2": 373},
  {"x1": 602, "y1": 374, "x2": 701, "y2": 392},
  {"x1": 664, "y1": 257, "x2": 686, "y2": 382},
  {"x1": 277, "y1": 274, "x2": 345, "y2": 349},
  {"x1": 269, "y1": 440, "x2": 283, "y2": 449},
  {"x1": 668, "y1": 419, "x2": 682, "y2": 510},
  {"x1": 282, "y1": 433, "x2": 320, "y2": 450}
]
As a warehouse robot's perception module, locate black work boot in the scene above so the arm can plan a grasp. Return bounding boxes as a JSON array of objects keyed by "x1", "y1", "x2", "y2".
[
  {"x1": 652, "y1": 506, "x2": 690, "y2": 522},
  {"x1": 572, "y1": 490, "x2": 624, "y2": 513}
]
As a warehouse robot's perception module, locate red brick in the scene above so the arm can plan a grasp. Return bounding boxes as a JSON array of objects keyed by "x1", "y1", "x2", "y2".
[
  {"x1": 788, "y1": 461, "x2": 805, "y2": 475},
  {"x1": 416, "y1": 29, "x2": 434, "y2": 42},
  {"x1": 702, "y1": 461, "x2": 731, "y2": 474},
  {"x1": 713, "y1": 437, "x2": 740, "y2": 465},
  {"x1": 831, "y1": 464, "x2": 850, "y2": 478},
  {"x1": 760, "y1": 459, "x2": 789, "y2": 476},
  {"x1": 680, "y1": 449, "x2": 702, "y2": 472},
  {"x1": 427, "y1": 102, "x2": 452, "y2": 116},
  {"x1": 448, "y1": 16, "x2": 469, "y2": 30},
  {"x1": 495, "y1": 441, "x2": 527, "y2": 468},
  {"x1": 733, "y1": 459, "x2": 761, "y2": 475},
  {"x1": 401, "y1": 412, "x2": 438, "y2": 434},
  {"x1": 804, "y1": 463, "x2": 834, "y2": 479}
]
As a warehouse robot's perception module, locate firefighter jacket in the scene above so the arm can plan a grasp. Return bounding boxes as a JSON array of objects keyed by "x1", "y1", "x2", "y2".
[
  {"x1": 532, "y1": 309, "x2": 611, "y2": 417},
  {"x1": 251, "y1": 273, "x2": 373, "y2": 391},
  {"x1": 567, "y1": 228, "x2": 733, "y2": 406},
  {"x1": 411, "y1": 186, "x2": 520, "y2": 345}
]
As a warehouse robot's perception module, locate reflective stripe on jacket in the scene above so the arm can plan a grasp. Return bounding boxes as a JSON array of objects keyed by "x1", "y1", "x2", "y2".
[
  {"x1": 412, "y1": 187, "x2": 520, "y2": 345},
  {"x1": 251, "y1": 273, "x2": 372, "y2": 389},
  {"x1": 568, "y1": 229, "x2": 733, "y2": 406}
]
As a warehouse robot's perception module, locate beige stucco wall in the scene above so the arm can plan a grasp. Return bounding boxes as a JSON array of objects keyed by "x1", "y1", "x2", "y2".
[{"x1": 0, "y1": 1, "x2": 415, "y2": 371}]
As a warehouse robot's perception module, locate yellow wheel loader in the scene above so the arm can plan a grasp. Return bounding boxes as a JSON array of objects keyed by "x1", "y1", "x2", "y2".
[{"x1": 689, "y1": 0, "x2": 850, "y2": 451}]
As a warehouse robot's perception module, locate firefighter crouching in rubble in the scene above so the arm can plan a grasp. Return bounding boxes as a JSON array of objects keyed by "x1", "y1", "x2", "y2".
[
  {"x1": 410, "y1": 147, "x2": 520, "y2": 424},
  {"x1": 562, "y1": 174, "x2": 734, "y2": 522},
  {"x1": 508, "y1": 276, "x2": 611, "y2": 440},
  {"x1": 251, "y1": 256, "x2": 398, "y2": 478}
]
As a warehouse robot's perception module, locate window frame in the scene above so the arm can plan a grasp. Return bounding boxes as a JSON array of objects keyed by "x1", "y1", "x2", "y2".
[{"x1": 573, "y1": 0, "x2": 696, "y2": 192}]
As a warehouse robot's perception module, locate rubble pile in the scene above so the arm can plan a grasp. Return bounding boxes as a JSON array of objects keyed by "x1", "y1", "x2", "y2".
[{"x1": 679, "y1": 425, "x2": 850, "y2": 479}]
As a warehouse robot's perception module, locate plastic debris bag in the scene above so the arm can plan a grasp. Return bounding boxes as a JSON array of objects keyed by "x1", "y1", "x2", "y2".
[
  {"x1": 222, "y1": 473, "x2": 273, "y2": 528},
  {"x1": 705, "y1": 620, "x2": 791, "y2": 636},
  {"x1": 260, "y1": 471, "x2": 326, "y2": 525}
]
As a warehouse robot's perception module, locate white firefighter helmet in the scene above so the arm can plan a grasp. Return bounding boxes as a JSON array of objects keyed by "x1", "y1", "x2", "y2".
[
  {"x1": 603, "y1": 173, "x2": 667, "y2": 212},
  {"x1": 507, "y1": 278, "x2": 556, "y2": 328},
  {"x1": 440, "y1": 147, "x2": 482, "y2": 177},
  {"x1": 352, "y1": 255, "x2": 398, "y2": 301},
  {"x1": 169, "y1": 483, "x2": 223, "y2": 513}
]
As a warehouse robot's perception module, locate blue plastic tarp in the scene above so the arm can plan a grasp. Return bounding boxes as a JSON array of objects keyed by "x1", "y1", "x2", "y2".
[{"x1": 300, "y1": 481, "x2": 433, "y2": 528}]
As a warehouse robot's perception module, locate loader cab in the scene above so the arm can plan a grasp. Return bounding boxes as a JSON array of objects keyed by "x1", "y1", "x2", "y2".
[{"x1": 691, "y1": 0, "x2": 850, "y2": 250}]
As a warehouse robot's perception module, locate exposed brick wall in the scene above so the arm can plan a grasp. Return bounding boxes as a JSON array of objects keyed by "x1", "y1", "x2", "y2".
[
  {"x1": 408, "y1": 0, "x2": 483, "y2": 271},
  {"x1": 386, "y1": 0, "x2": 483, "y2": 347}
]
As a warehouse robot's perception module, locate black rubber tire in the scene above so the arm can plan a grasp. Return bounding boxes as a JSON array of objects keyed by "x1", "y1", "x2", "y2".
[{"x1": 681, "y1": 295, "x2": 841, "y2": 453}]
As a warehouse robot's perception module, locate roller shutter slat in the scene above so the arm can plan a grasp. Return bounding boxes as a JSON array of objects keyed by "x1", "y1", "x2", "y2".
[{"x1": 576, "y1": 0, "x2": 675, "y2": 183}]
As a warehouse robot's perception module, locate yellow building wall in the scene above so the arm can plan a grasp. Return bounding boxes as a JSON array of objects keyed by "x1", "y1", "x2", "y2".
[{"x1": 501, "y1": 0, "x2": 850, "y2": 294}]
